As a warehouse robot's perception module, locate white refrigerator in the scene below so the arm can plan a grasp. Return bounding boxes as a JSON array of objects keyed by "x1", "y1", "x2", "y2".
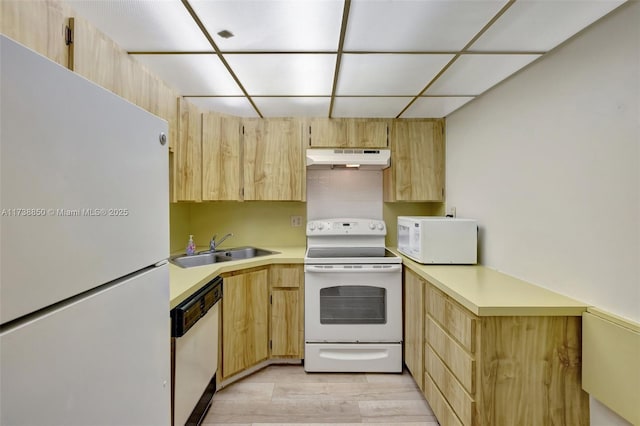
[{"x1": 0, "y1": 35, "x2": 171, "y2": 425}]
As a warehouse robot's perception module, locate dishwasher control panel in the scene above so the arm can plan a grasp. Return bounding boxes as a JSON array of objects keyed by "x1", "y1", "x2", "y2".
[{"x1": 170, "y1": 276, "x2": 222, "y2": 337}]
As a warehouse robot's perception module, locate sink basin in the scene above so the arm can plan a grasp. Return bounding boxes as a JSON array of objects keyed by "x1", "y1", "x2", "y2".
[
  {"x1": 215, "y1": 246, "x2": 279, "y2": 260},
  {"x1": 170, "y1": 252, "x2": 232, "y2": 268},
  {"x1": 170, "y1": 246, "x2": 279, "y2": 268}
]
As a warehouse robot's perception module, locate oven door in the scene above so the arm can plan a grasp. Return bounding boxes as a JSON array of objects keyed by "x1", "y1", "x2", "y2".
[{"x1": 304, "y1": 263, "x2": 402, "y2": 343}]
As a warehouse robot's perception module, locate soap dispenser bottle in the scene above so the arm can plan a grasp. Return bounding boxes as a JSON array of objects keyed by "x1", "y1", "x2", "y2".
[{"x1": 186, "y1": 235, "x2": 196, "y2": 255}]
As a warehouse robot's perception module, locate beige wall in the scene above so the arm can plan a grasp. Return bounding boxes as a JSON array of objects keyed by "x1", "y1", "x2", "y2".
[
  {"x1": 169, "y1": 203, "x2": 191, "y2": 253},
  {"x1": 445, "y1": 2, "x2": 638, "y2": 425}
]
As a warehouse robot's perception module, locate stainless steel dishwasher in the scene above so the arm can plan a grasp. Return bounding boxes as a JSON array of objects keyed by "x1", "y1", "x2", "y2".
[{"x1": 171, "y1": 276, "x2": 222, "y2": 426}]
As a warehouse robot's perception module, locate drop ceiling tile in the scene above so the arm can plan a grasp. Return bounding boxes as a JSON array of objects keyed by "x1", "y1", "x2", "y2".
[
  {"x1": 186, "y1": 97, "x2": 259, "y2": 117},
  {"x1": 471, "y1": 0, "x2": 626, "y2": 51},
  {"x1": 337, "y1": 54, "x2": 454, "y2": 96},
  {"x1": 426, "y1": 54, "x2": 541, "y2": 96},
  {"x1": 65, "y1": 0, "x2": 211, "y2": 51},
  {"x1": 131, "y1": 54, "x2": 242, "y2": 95},
  {"x1": 344, "y1": 0, "x2": 508, "y2": 51},
  {"x1": 332, "y1": 97, "x2": 413, "y2": 118},
  {"x1": 224, "y1": 54, "x2": 336, "y2": 96},
  {"x1": 401, "y1": 97, "x2": 476, "y2": 118},
  {"x1": 252, "y1": 97, "x2": 330, "y2": 117},
  {"x1": 190, "y1": 0, "x2": 344, "y2": 51}
]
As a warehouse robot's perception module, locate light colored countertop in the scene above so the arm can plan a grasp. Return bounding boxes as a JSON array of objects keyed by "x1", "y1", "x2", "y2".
[
  {"x1": 392, "y1": 248, "x2": 588, "y2": 317},
  {"x1": 169, "y1": 246, "x2": 306, "y2": 309},
  {"x1": 170, "y1": 245, "x2": 588, "y2": 316}
]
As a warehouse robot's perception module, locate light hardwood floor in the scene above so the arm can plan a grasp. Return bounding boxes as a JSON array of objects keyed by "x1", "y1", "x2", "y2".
[{"x1": 203, "y1": 365, "x2": 439, "y2": 425}]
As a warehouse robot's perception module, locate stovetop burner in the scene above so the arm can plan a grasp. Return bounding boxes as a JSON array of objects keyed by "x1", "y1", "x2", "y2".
[
  {"x1": 306, "y1": 247, "x2": 387, "y2": 258},
  {"x1": 305, "y1": 218, "x2": 401, "y2": 265}
]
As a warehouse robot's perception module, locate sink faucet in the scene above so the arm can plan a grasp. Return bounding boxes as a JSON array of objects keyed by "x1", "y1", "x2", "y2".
[{"x1": 209, "y1": 233, "x2": 233, "y2": 251}]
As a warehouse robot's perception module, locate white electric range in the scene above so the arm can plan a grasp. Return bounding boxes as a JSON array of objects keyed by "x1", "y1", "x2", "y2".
[{"x1": 304, "y1": 218, "x2": 402, "y2": 373}]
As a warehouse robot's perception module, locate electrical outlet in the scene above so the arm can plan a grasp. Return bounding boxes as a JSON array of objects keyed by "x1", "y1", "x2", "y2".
[
  {"x1": 290, "y1": 215, "x2": 303, "y2": 227},
  {"x1": 446, "y1": 206, "x2": 456, "y2": 218}
]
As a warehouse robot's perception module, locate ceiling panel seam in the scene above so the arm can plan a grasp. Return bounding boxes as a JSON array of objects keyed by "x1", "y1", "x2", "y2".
[
  {"x1": 180, "y1": 0, "x2": 263, "y2": 118},
  {"x1": 328, "y1": 0, "x2": 352, "y2": 119},
  {"x1": 395, "y1": 0, "x2": 518, "y2": 118}
]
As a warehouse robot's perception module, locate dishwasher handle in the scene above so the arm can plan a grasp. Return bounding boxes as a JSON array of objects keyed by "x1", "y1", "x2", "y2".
[{"x1": 171, "y1": 276, "x2": 222, "y2": 337}]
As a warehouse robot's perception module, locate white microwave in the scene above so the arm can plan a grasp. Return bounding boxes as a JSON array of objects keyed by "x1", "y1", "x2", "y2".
[{"x1": 397, "y1": 217, "x2": 478, "y2": 264}]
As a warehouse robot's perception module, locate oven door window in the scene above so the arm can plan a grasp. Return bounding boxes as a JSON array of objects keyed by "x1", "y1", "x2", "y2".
[{"x1": 319, "y1": 286, "x2": 386, "y2": 324}]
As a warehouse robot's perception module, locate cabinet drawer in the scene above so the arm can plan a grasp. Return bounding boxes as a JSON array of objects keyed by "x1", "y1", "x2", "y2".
[
  {"x1": 427, "y1": 285, "x2": 476, "y2": 352},
  {"x1": 270, "y1": 265, "x2": 302, "y2": 288},
  {"x1": 425, "y1": 373, "x2": 464, "y2": 426},
  {"x1": 426, "y1": 346, "x2": 475, "y2": 426},
  {"x1": 426, "y1": 316, "x2": 475, "y2": 394}
]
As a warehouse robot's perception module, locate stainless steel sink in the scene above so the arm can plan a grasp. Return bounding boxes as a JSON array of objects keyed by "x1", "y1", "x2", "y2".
[
  {"x1": 215, "y1": 246, "x2": 279, "y2": 260},
  {"x1": 170, "y1": 246, "x2": 279, "y2": 268},
  {"x1": 170, "y1": 252, "x2": 232, "y2": 268}
]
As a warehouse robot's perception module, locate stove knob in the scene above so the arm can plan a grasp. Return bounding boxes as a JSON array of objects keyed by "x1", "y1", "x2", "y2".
[
  {"x1": 369, "y1": 222, "x2": 376, "y2": 230},
  {"x1": 377, "y1": 223, "x2": 384, "y2": 230},
  {"x1": 317, "y1": 223, "x2": 324, "y2": 230},
  {"x1": 309, "y1": 223, "x2": 316, "y2": 231}
]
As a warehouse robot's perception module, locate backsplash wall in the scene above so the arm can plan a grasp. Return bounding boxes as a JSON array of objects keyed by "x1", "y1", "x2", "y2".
[
  {"x1": 383, "y1": 202, "x2": 444, "y2": 247},
  {"x1": 171, "y1": 202, "x2": 307, "y2": 252},
  {"x1": 170, "y1": 201, "x2": 443, "y2": 252}
]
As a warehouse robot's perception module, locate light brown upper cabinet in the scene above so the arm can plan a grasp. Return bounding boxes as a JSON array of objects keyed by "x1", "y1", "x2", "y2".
[
  {"x1": 384, "y1": 119, "x2": 445, "y2": 202},
  {"x1": 68, "y1": 17, "x2": 178, "y2": 152},
  {"x1": 242, "y1": 118, "x2": 304, "y2": 201},
  {"x1": 175, "y1": 98, "x2": 203, "y2": 202},
  {"x1": 307, "y1": 118, "x2": 389, "y2": 148},
  {"x1": 202, "y1": 113, "x2": 241, "y2": 201}
]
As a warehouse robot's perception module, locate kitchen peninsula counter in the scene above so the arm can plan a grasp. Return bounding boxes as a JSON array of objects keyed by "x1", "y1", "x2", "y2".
[
  {"x1": 392, "y1": 248, "x2": 588, "y2": 316},
  {"x1": 169, "y1": 246, "x2": 306, "y2": 309}
]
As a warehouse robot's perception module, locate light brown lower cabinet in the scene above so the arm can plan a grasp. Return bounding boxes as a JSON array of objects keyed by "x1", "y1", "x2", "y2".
[
  {"x1": 404, "y1": 268, "x2": 589, "y2": 426},
  {"x1": 221, "y1": 265, "x2": 304, "y2": 382},
  {"x1": 270, "y1": 265, "x2": 304, "y2": 358},
  {"x1": 403, "y1": 268, "x2": 425, "y2": 390},
  {"x1": 221, "y1": 267, "x2": 269, "y2": 379}
]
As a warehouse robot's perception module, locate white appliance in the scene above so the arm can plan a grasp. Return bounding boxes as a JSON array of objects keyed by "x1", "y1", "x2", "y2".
[
  {"x1": 397, "y1": 216, "x2": 478, "y2": 264},
  {"x1": 0, "y1": 35, "x2": 170, "y2": 425},
  {"x1": 304, "y1": 218, "x2": 403, "y2": 373},
  {"x1": 306, "y1": 148, "x2": 390, "y2": 170},
  {"x1": 171, "y1": 277, "x2": 221, "y2": 426}
]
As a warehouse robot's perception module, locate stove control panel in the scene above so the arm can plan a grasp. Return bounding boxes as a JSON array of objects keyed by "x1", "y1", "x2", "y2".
[{"x1": 307, "y1": 218, "x2": 386, "y2": 236}]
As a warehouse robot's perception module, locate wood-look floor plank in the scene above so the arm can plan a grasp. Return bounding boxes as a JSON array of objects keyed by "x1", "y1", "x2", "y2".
[
  {"x1": 248, "y1": 365, "x2": 368, "y2": 383},
  {"x1": 359, "y1": 400, "x2": 437, "y2": 423},
  {"x1": 212, "y1": 382, "x2": 274, "y2": 401},
  {"x1": 204, "y1": 400, "x2": 361, "y2": 424},
  {"x1": 272, "y1": 382, "x2": 425, "y2": 401},
  {"x1": 203, "y1": 365, "x2": 437, "y2": 425},
  {"x1": 365, "y1": 371, "x2": 419, "y2": 384}
]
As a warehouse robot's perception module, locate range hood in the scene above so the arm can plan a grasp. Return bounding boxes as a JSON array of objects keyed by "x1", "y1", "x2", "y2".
[{"x1": 306, "y1": 148, "x2": 390, "y2": 170}]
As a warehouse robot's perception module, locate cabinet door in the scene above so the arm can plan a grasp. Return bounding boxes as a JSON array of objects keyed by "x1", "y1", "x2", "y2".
[
  {"x1": 404, "y1": 268, "x2": 425, "y2": 390},
  {"x1": 270, "y1": 265, "x2": 303, "y2": 358},
  {"x1": 385, "y1": 119, "x2": 444, "y2": 202},
  {"x1": 349, "y1": 119, "x2": 389, "y2": 148},
  {"x1": 308, "y1": 118, "x2": 348, "y2": 147},
  {"x1": 175, "y1": 98, "x2": 202, "y2": 201},
  {"x1": 222, "y1": 268, "x2": 269, "y2": 378},
  {"x1": 308, "y1": 118, "x2": 388, "y2": 148},
  {"x1": 243, "y1": 118, "x2": 304, "y2": 200},
  {"x1": 202, "y1": 113, "x2": 241, "y2": 200},
  {"x1": 271, "y1": 289, "x2": 300, "y2": 357}
]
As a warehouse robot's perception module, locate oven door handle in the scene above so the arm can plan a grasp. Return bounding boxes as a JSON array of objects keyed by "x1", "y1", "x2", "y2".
[{"x1": 304, "y1": 264, "x2": 402, "y2": 273}]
